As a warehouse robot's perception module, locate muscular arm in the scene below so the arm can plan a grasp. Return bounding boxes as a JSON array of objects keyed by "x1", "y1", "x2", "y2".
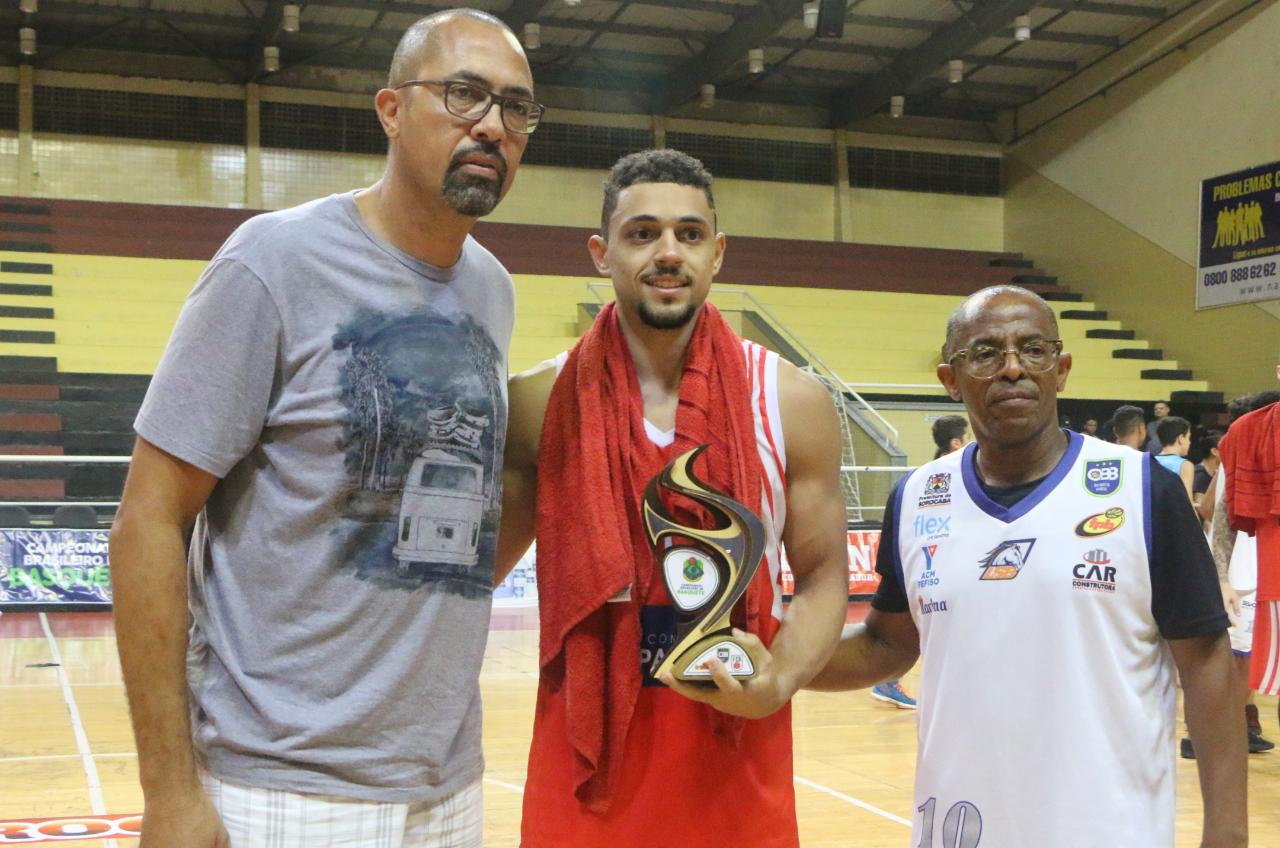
[
  {"x1": 1205, "y1": 467, "x2": 1242, "y2": 619},
  {"x1": 494, "y1": 363, "x2": 555, "y2": 585},
  {"x1": 762, "y1": 364, "x2": 860, "y2": 695},
  {"x1": 661, "y1": 364, "x2": 850, "y2": 717},
  {"x1": 1170, "y1": 633, "x2": 1248, "y2": 848},
  {"x1": 806, "y1": 609, "x2": 919, "y2": 690},
  {"x1": 110, "y1": 437, "x2": 226, "y2": 847}
]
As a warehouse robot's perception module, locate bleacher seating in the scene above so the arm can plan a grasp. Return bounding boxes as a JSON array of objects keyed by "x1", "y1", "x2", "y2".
[{"x1": 0, "y1": 195, "x2": 1223, "y2": 506}]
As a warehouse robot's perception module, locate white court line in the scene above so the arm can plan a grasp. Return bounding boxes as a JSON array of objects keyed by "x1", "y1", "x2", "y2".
[
  {"x1": 483, "y1": 777, "x2": 526, "y2": 794},
  {"x1": 0, "y1": 752, "x2": 136, "y2": 765},
  {"x1": 793, "y1": 775, "x2": 911, "y2": 827},
  {"x1": 483, "y1": 772, "x2": 910, "y2": 828},
  {"x1": 38, "y1": 612, "x2": 119, "y2": 848}
]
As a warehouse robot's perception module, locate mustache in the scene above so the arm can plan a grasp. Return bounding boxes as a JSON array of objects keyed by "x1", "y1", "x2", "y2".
[
  {"x1": 447, "y1": 142, "x2": 508, "y2": 181},
  {"x1": 640, "y1": 265, "x2": 694, "y2": 286}
]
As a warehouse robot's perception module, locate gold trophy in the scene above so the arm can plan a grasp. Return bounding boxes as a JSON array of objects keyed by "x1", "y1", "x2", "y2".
[{"x1": 642, "y1": 445, "x2": 765, "y2": 683}]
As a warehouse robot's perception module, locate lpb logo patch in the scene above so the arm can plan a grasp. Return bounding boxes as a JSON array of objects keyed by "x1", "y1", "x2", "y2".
[
  {"x1": 1083, "y1": 459, "x2": 1122, "y2": 496},
  {"x1": 1075, "y1": 507, "x2": 1126, "y2": 538},
  {"x1": 978, "y1": 539, "x2": 1036, "y2": 581}
]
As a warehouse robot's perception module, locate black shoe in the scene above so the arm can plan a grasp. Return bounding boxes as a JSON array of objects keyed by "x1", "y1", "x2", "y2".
[
  {"x1": 1249, "y1": 727, "x2": 1275, "y2": 753},
  {"x1": 1180, "y1": 737, "x2": 1195, "y2": 759}
]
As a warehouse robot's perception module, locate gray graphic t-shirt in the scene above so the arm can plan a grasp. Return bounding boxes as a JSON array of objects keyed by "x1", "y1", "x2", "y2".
[{"x1": 135, "y1": 192, "x2": 513, "y2": 802}]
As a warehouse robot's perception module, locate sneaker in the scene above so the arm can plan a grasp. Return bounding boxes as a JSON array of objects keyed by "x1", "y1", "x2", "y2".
[
  {"x1": 1183, "y1": 732, "x2": 1274, "y2": 757},
  {"x1": 1249, "y1": 727, "x2": 1275, "y2": 753},
  {"x1": 870, "y1": 681, "x2": 917, "y2": 710}
]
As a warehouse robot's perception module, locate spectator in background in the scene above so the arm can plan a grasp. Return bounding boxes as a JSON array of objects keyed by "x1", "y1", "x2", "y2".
[
  {"x1": 1098, "y1": 417, "x2": 1117, "y2": 443},
  {"x1": 930, "y1": 414, "x2": 970, "y2": 460},
  {"x1": 1155, "y1": 416, "x2": 1195, "y2": 503},
  {"x1": 1194, "y1": 430, "x2": 1223, "y2": 509},
  {"x1": 1081, "y1": 417, "x2": 1099, "y2": 437},
  {"x1": 1112, "y1": 404, "x2": 1147, "y2": 450},
  {"x1": 1145, "y1": 400, "x2": 1171, "y2": 453}
]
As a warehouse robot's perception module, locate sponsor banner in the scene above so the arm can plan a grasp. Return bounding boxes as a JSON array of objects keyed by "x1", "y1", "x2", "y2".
[
  {"x1": 0, "y1": 814, "x2": 141, "y2": 844},
  {"x1": 0, "y1": 529, "x2": 112, "y2": 606},
  {"x1": 1196, "y1": 160, "x2": 1280, "y2": 309},
  {"x1": 781, "y1": 529, "x2": 882, "y2": 597}
]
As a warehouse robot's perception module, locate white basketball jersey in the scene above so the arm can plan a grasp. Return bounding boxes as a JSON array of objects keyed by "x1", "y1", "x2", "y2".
[{"x1": 893, "y1": 432, "x2": 1177, "y2": 848}]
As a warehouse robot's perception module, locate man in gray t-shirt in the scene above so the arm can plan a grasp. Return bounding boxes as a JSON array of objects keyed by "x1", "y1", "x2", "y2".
[{"x1": 110, "y1": 10, "x2": 542, "y2": 847}]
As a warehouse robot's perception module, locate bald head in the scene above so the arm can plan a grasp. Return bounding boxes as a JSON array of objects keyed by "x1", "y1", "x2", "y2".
[
  {"x1": 942, "y1": 285, "x2": 1058, "y2": 360},
  {"x1": 388, "y1": 8, "x2": 521, "y2": 88}
]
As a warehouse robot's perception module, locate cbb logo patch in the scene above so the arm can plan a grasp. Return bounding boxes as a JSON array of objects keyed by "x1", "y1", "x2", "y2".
[{"x1": 1083, "y1": 458, "x2": 1123, "y2": 496}]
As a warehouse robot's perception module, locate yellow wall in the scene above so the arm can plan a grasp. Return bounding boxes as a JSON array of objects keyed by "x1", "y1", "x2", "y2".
[
  {"x1": 6, "y1": 131, "x2": 1003, "y2": 250},
  {"x1": 851, "y1": 188, "x2": 1004, "y2": 251},
  {"x1": 260, "y1": 148, "x2": 384, "y2": 210},
  {"x1": 30, "y1": 134, "x2": 247, "y2": 206},
  {"x1": 1005, "y1": 1, "x2": 1280, "y2": 399},
  {"x1": 0, "y1": 133, "x2": 17, "y2": 195},
  {"x1": 878, "y1": 405, "x2": 970, "y2": 469}
]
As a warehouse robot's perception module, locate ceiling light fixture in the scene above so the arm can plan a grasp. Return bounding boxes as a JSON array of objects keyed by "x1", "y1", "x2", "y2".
[
  {"x1": 948, "y1": 58, "x2": 964, "y2": 83},
  {"x1": 19, "y1": 27, "x2": 35, "y2": 56},
  {"x1": 802, "y1": 2, "x2": 819, "y2": 30},
  {"x1": 1014, "y1": 15, "x2": 1032, "y2": 41},
  {"x1": 524, "y1": 22, "x2": 541, "y2": 49},
  {"x1": 700, "y1": 83, "x2": 715, "y2": 109},
  {"x1": 19, "y1": 0, "x2": 37, "y2": 14},
  {"x1": 263, "y1": 45, "x2": 280, "y2": 73},
  {"x1": 890, "y1": 95, "x2": 904, "y2": 118},
  {"x1": 748, "y1": 47, "x2": 764, "y2": 74},
  {"x1": 282, "y1": 4, "x2": 300, "y2": 33}
]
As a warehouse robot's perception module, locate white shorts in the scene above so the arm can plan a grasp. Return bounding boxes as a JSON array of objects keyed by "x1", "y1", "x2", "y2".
[{"x1": 202, "y1": 774, "x2": 483, "y2": 848}]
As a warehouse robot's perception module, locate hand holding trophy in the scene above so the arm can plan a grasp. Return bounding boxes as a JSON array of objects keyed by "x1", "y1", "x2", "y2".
[{"x1": 642, "y1": 444, "x2": 766, "y2": 684}]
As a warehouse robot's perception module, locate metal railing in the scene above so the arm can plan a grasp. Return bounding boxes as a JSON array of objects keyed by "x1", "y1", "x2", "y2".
[{"x1": 0, "y1": 456, "x2": 917, "y2": 516}]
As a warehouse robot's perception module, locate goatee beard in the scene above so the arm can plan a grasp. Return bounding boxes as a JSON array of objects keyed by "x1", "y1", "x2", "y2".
[{"x1": 637, "y1": 300, "x2": 697, "y2": 330}]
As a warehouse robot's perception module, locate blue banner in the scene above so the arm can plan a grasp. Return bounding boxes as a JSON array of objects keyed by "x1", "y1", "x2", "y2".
[
  {"x1": 0, "y1": 529, "x2": 112, "y2": 606},
  {"x1": 1196, "y1": 160, "x2": 1280, "y2": 308}
]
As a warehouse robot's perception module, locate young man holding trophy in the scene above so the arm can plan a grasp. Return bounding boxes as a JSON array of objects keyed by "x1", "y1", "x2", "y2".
[{"x1": 497, "y1": 149, "x2": 850, "y2": 847}]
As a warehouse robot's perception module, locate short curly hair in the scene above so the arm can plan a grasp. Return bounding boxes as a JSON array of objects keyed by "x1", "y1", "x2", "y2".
[{"x1": 600, "y1": 148, "x2": 715, "y2": 235}]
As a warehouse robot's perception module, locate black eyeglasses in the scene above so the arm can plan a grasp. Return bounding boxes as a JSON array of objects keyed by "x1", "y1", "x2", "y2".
[
  {"x1": 947, "y1": 339, "x2": 1064, "y2": 380},
  {"x1": 393, "y1": 78, "x2": 545, "y2": 134}
]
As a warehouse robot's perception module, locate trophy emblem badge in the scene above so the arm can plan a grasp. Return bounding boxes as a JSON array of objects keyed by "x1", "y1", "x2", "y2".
[{"x1": 642, "y1": 445, "x2": 765, "y2": 683}]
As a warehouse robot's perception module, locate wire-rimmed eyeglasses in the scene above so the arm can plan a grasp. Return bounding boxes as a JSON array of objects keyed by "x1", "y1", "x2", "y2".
[{"x1": 946, "y1": 339, "x2": 1064, "y2": 380}]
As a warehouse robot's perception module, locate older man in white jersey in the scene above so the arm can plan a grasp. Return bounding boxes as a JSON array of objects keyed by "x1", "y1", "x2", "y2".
[{"x1": 811, "y1": 286, "x2": 1246, "y2": 848}]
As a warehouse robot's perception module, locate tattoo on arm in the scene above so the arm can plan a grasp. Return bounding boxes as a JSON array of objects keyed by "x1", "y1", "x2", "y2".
[{"x1": 1209, "y1": 504, "x2": 1234, "y2": 580}]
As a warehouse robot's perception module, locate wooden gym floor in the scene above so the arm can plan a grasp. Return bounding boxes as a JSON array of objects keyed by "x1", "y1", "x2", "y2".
[{"x1": 1, "y1": 607, "x2": 1277, "y2": 847}]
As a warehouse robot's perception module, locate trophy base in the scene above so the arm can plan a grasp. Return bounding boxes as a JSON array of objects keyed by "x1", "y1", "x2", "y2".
[{"x1": 665, "y1": 636, "x2": 756, "y2": 682}]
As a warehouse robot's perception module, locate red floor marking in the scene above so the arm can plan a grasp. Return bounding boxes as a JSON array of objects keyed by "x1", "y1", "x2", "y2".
[{"x1": 0, "y1": 813, "x2": 141, "y2": 844}]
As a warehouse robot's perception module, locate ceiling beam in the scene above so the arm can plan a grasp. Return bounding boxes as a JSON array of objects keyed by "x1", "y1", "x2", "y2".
[
  {"x1": 247, "y1": 0, "x2": 287, "y2": 83},
  {"x1": 998, "y1": 26, "x2": 1120, "y2": 46},
  {"x1": 655, "y1": 0, "x2": 808, "y2": 113},
  {"x1": 831, "y1": 0, "x2": 1039, "y2": 127},
  {"x1": 768, "y1": 35, "x2": 1076, "y2": 73},
  {"x1": 1038, "y1": 0, "x2": 1167, "y2": 18},
  {"x1": 501, "y1": 0, "x2": 553, "y2": 30},
  {"x1": 529, "y1": 16, "x2": 714, "y2": 44}
]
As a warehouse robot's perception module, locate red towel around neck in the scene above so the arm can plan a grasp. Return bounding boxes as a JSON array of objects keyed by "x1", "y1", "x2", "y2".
[
  {"x1": 1221, "y1": 401, "x2": 1280, "y2": 535},
  {"x1": 534, "y1": 301, "x2": 767, "y2": 812}
]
